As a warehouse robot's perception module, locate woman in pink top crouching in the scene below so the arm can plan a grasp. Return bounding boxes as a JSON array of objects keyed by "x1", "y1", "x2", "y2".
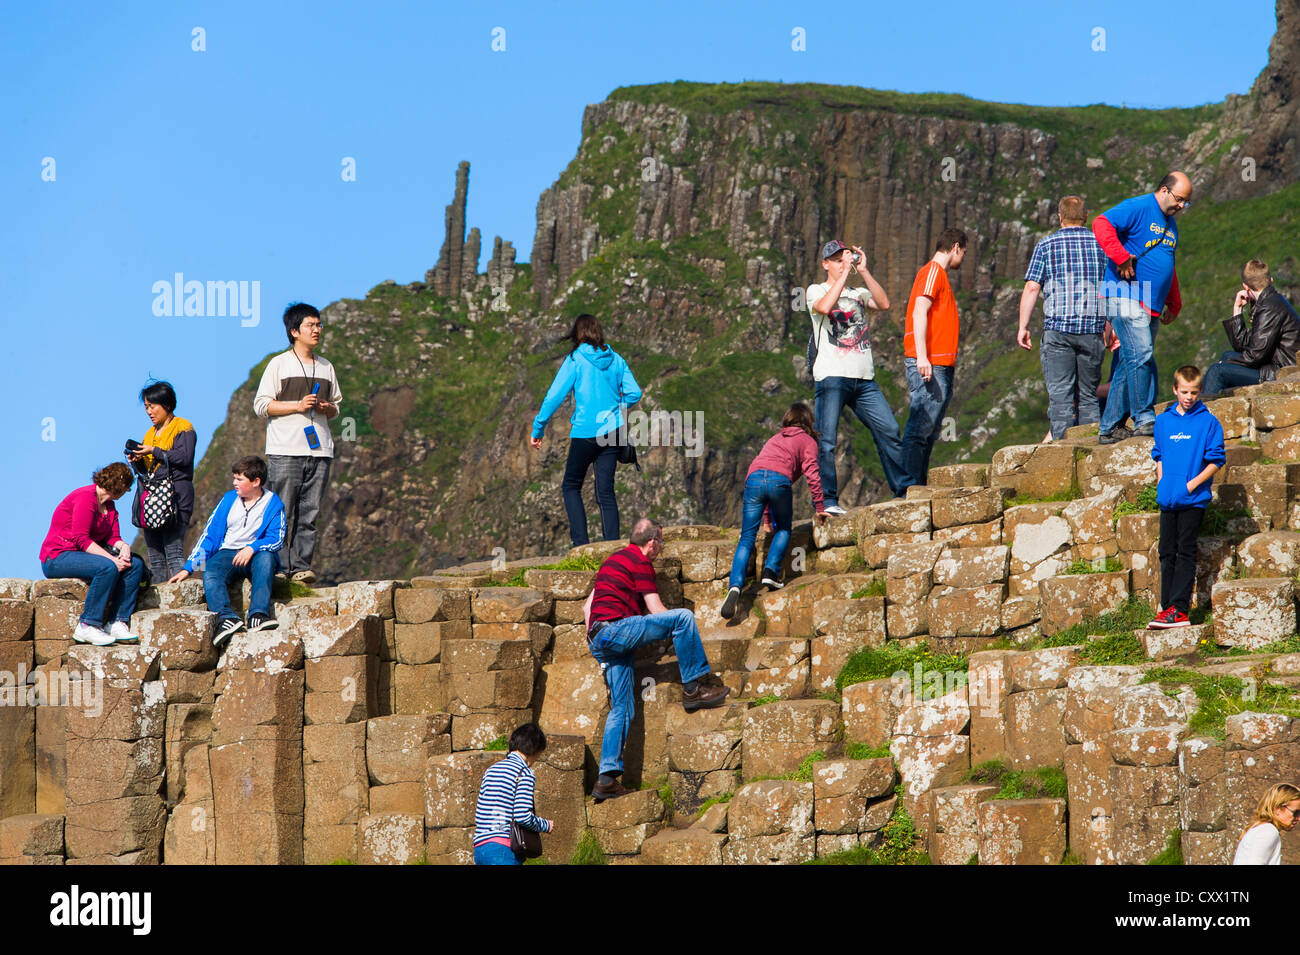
[
  {"x1": 38, "y1": 462, "x2": 146, "y2": 646},
  {"x1": 721, "y1": 403, "x2": 827, "y2": 620}
]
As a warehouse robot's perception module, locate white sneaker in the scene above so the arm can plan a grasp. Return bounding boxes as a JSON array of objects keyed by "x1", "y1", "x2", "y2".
[
  {"x1": 109, "y1": 621, "x2": 138, "y2": 643},
  {"x1": 824, "y1": 505, "x2": 847, "y2": 516},
  {"x1": 73, "y1": 622, "x2": 115, "y2": 646}
]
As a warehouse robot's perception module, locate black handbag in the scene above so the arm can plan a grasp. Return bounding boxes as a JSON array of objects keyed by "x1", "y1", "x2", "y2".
[
  {"x1": 614, "y1": 397, "x2": 640, "y2": 471},
  {"x1": 508, "y1": 761, "x2": 543, "y2": 859},
  {"x1": 132, "y1": 455, "x2": 179, "y2": 530}
]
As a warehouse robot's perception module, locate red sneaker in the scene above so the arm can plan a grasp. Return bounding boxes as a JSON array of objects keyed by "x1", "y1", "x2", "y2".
[{"x1": 1148, "y1": 607, "x2": 1189, "y2": 629}]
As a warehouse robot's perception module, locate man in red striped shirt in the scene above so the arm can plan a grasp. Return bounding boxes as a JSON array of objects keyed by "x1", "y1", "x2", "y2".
[{"x1": 582, "y1": 518, "x2": 729, "y2": 801}]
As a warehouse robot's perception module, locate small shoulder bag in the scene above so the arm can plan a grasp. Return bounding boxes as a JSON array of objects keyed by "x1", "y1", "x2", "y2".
[{"x1": 508, "y1": 760, "x2": 544, "y2": 859}]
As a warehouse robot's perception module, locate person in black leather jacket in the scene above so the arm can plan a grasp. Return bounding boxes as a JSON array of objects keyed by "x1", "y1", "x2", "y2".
[{"x1": 1203, "y1": 260, "x2": 1300, "y2": 396}]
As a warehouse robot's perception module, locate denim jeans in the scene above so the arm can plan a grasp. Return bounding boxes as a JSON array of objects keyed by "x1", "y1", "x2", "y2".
[
  {"x1": 202, "y1": 548, "x2": 279, "y2": 622},
  {"x1": 562, "y1": 436, "x2": 619, "y2": 547},
  {"x1": 728, "y1": 470, "x2": 792, "y2": 588},
  {"x1": 473, "y1": 842, "x2": 522, "y2": 866},
  {"x1": 900, "y1": 359, "x2": 956, "y2": 488},
  {"x1": 143, "y1": 521, "x2": 189, "y2": 581},
  {"x1": 1202, "y1": 351, "x2": 1261, "y2": 396},
  {"x1": 41, "y1": 551, "x2": 145, "y2": 628},
  {"x1": 267, "y1": 455, "x2": 331, "y2": 575},
  {"x1": 1041, "y1": 329, "x2": 1105, "y2": 439},
  {"x1": 1100, "y1": 297, "x2": 1160, "y2": 433},
  {"x1": 813, "y1": 376, "x2": 908, "y2": 502},
  {"x1": 589, "y1": 608, "x2": 712, "y2": 776}
]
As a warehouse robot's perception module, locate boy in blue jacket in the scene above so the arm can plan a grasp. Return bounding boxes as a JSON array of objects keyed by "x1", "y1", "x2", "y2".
[
  {"x1": 168, "y1": 455, "x2": 286, "y2": 645},
  {"x1": 1148, "y1": 365, "x2": 1226, "y2": 629}
]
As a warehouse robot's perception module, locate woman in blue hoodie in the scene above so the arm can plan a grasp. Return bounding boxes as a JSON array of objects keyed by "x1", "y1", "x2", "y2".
[{"x1": 530, "y1": 314, "x2": 642, "y2": 546}]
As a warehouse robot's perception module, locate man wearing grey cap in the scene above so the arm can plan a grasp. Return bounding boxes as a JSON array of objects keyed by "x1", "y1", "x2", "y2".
[{"x1": 805, "y1": 240, "x2": 907, "y2": 511}]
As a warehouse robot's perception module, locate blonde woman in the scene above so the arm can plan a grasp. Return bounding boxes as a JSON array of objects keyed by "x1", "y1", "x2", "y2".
[{"x1": 1232, "y1": 782, "x2": 1300, "y2": 864}]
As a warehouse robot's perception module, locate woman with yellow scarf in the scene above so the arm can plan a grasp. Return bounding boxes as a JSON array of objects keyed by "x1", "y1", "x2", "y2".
[{"x1": 127, "y1": 381, "x2": 197, "y2": 579}]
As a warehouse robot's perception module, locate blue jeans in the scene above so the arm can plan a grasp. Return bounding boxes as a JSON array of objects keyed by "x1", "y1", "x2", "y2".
[
  {"x1": 562, "y1": 436, "x2": 619, "y2": 547},
  {"x1": 1202, "y1": 351, "x2": 1260, "y2": 396},
  {"x1": 202, "y1": 548, "x2": 279, "y2": 622},
  {"x1": 813, "y1": 376, "x2": 907, "y2": 502},
  {"x1": 900, "y1": 359, "x2": 956, "y2": 488},
  {"x1": 1100, "y1": 297, "x2": 1160, "y2": 433},
  {"x1": 473, "y1": 842, "x2": 521, "y2": 865},
  {"x1": 589, "y1": 609, "x2": 712, "y2": 776},
  {"x1": 728, "y1": 470, "x2": 792, "y2": 588},
  {"x1": 41, "y1": 551, "x2": 146, "y2": 629}
]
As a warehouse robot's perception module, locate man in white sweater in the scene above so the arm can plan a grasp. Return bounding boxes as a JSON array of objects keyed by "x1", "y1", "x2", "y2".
[{"x1": 253, "y1": 303, "x2": 342, "y2": 584}]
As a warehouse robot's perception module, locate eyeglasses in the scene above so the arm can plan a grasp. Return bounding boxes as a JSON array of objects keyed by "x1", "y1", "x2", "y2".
[
  {"x1": 1282, "y1": 804, "x2": 1300, "y2": 817},
  {"x1": 1165, "y1": 188, "x2": 1191, "y2": 207}
]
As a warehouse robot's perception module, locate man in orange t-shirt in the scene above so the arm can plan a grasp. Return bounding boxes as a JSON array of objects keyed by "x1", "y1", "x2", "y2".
[{"x1": 901, "y1": 228, "x2": 968, "y2": 488}]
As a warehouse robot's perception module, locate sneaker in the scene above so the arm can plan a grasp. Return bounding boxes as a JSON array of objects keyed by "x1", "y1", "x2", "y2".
[
  {"x1": 824, "y1": 504, "x2": 847, "y2": 516},
  {"x1": 761, "y1": 573, "x2": 784, "y2": 590},
  {"x1": 72, "y1": 622, "x2": 115, "y2": 646},
  {"x1": 682, "y1": 678, "x2": 729, "y2": 713},
  {"x1": 247, "y1": 612, "x2": 279, "y2": 632},
  {"x1": 1133, "y1": 421, "x2": 1155, "y2": 437},
  {"x1": 108, "y1": 621, "x2": 138, "y2": 643},
  {"x1": 1148, "y1": 607, "x2": 1190, "y2": 629},
  {"x1": 1098, "y1": 426, "x2": 1133, "y2": 445},
  {"x1": 213, "y1": 617, "x2": 244, "y2": 648},
  {"x1": 291, "y1": 570, "x2": 316, "y2": 584},
  {"x1": 720, "y1": 587, "x2": 741, "y2": 620},
  {"x1": 592, "y1": 776, "x2": 635, "y2": 803},
  {"x1": 1146, "y1": 607, "x2": 1174, "y2": 629}
]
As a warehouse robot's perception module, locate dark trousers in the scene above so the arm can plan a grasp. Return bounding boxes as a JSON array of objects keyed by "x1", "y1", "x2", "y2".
[
  {"x1": 143, "y1": 521, "x2": 189, "y2": 581},
  {"x1": 267, "y1": 454, "x2": 332, "y2": 575},
  {"x1": 562, "y1": 436, "x2": 619, "y2": 547},
  {"x1": 1202, "y1": 351, "x2": 1262, "y2": 397},
  {"x1": 1159, "y1": 506, "x2": 1204, "y2": 614}
]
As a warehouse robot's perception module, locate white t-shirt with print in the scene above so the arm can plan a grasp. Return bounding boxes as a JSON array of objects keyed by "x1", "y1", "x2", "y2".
[{"x1": 806, "y1": 283, "x2": 876, "y2": 381}]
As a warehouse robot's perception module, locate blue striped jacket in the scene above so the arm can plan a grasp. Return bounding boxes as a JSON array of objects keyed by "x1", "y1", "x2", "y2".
[{"x1": 473, "y1": 751, "x2": 552, "y2": 848}]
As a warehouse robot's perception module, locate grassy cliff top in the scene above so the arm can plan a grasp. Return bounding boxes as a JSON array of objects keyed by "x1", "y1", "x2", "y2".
[{"x1": 608, "y1": 80, "x2": 1223, "y2": 139}]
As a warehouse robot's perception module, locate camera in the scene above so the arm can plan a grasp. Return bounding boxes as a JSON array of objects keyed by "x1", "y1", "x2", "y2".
[{"x1": 851, "y1": 252, "x2": 861, "y2": 264}]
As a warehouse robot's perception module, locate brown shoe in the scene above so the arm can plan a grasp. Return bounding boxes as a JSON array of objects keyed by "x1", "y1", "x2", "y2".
[
  {"x1": 592, "y1": 776, "x2": 635, "y2": 803},
  {"x1": 682, "y1": 678, "x2": 729, "y2": 713}
]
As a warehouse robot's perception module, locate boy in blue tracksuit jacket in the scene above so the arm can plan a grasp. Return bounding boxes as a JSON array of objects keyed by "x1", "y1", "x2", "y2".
[
  {"x1": 1148, "y1": 365, "x2": 1226, "y2": 629},
  {"x1": 168, "y1": 456, "x2": 286, "y2": 644}
]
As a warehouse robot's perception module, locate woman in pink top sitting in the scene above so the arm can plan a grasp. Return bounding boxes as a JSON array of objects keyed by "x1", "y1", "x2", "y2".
[
  {"x1": 721, "y1": 403, "x2": 827, "y2": 619},
  {"x1": 38, "y1": 462, "x2": 145, "y2": 646}
]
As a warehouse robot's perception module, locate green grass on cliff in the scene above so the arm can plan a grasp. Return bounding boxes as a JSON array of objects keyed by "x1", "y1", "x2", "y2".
[
  {"x1": 966, "y1": 760, "x2": 1068, "y2": 801},
  {"x1": 805, "y1": 785, "x2": 929, "y2": 865},
  {"x1": 836, "y1": 642, "x2": 969, "y2": 693},
  {"x1": 1148, "y1": 829, "x2": 1184, "y2": 865},
  {"x1": 607, "y1": 82, "x2": 1217, "y2": 155},
  {"x1": 1141, "y1": 665, "x2": 1300, "y2": 739}
]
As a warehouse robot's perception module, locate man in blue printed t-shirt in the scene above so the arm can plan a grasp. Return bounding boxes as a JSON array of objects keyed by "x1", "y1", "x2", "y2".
[{"x1": 1093, "y1": 171, "x2": 1193, "y2": 445}]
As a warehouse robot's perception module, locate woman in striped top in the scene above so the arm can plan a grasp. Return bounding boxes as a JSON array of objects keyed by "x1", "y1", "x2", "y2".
[{"x1": 473, "y1": 723, "x2": 554, "y2": 865}]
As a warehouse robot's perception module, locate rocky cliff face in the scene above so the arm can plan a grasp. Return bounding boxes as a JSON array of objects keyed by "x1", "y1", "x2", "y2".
[{"x1": 192, "y1": 2, "x2": 1300, "y2": 584}]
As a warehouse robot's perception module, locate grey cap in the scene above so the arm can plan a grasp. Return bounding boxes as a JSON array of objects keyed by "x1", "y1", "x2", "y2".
[{"x1": 821, "y1": 239, "x2": 849, "y2": 260}]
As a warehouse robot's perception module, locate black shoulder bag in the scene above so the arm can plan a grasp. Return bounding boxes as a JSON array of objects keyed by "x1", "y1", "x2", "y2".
[{"x1": 508, "y1": 761, "x2": 544, "y2": 859}]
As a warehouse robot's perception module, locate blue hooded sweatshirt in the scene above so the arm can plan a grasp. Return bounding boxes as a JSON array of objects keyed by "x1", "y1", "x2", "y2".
[
  {"x1": 1151, "y1": 400, "x2": 1226, "y2": 510},
  {"x1": 532, "y1": 343, "x2": 642, "y2": 440}
]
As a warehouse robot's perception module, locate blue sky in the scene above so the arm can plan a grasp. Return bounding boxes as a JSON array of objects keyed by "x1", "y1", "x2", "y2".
[{"x1": 1, "y1": 0, "x2": 1278, "y2": 578}]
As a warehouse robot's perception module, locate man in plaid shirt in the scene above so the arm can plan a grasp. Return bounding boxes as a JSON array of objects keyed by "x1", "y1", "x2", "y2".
[{"x1": 1017, "y1": 195, "x2": 1109, "y2": 440}]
